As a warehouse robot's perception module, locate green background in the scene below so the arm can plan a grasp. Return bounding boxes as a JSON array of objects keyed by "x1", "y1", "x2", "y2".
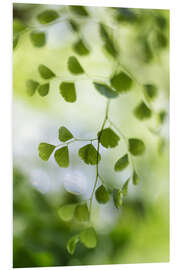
[{"x1": 13, "y1": 4, "x2": 169, "y2": 268}]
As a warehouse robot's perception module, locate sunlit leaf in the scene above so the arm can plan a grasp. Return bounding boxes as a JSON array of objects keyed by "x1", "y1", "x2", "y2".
[
  {"x1": 99, "y1": 23, "x2": 110, "y2": 41},
  {"x1": 37, "y1": 10, "x2": 59, "y2": 24},
  {"x1": 95, "y1": 185, "x2": 109, "y2": 204},
  {"x1": 67, "y1": 56, "x2": 84, "y2": 74},
  {"x1": 73, "y1": 39, "x2": 90, "y2": 56},
  {"x1": 144, "y1": 84, "x2": 158, "y2": 100},
  {"x1": 99, "y1": 23, "x2": 118, "y2": 58},
  {"x1": 158, "y1": 110, "x2": 167, "y2": 124},
  {"x1": 113, "y1": 189, "x2": 123, "y2": 209},
  {"x1": 38, "y1": 64, "x2": 55, "y2": 79},
  {"x1": 13, "y1": 19, "x2": 26, "y2": 35},
  {"x1": 114, "y1": 154, "x2": 129, "y2": 171},
  {"x1": 93, "y1": 82, "x2": 118, "y2": 99},
  {"x1": 74, "y1": 204, "x2": 89, "y2": 222},
  {"x1": 110, "y1": 72, "x2": 132, "y2": 93},
  {"x1": 116, "y1": 8, "x2": 136, "y2": 23},
  {"x1": 38, "y1": 83, "x2": 49, "y2": 96},
  {"x1": 13, "y1": 35, "x2": 19, "y2": 49},
  {"x1": 133, "y1": 170, "x2": 139, "y2": 185},
  {"x1": 79, "y1": 144, "x2": 101, "y2": 165},
  {"x1": 54, "y1": 146, "x2": 69, "y2": 168},
  {"x1": 58, "y1": 126, "x2": 73, "y2": 142},
  {"x1": 59, "y1": 82, "x2": 76, "y2": 103},
  {"x1": 155, "y1": 15, "x2": 167, "y2": 29},
  {"x1": 68, "y1": 19, "x2": 80, "y2": 32},
  {"x1": 98, "y1": 128, "x2": 120, "y2": 148},
  {"x1": 38, "y1": 143, "x2": 55, "y2": 161},
  {"x1": 128, "y1": 138, "x2": 145, "y2": 156},
  {"x1": 26, "y1": 80, "x2": 39, "y2": 96},
  {"x1": 67, "y1": 235, "x2": 79, "y2": 255},
  {"x1": 122, "y1": 178, "x2": 130, "y2": 195},
  {"x1": 104, "y1": 41, "x2": 118, "y2": 58},
  {"x1": 58, "y1": 204, "x2": 76, "y2": 222},
  {"x1": 134, "y1": 101, "x2": 152, "y2": 120},
  {"x1": 80, "y1": 227, "x2": 97, "y2": 248},
  {"x1": 70, "y1": 5, "x2": 89, "y2": 17},
  {"x1": 155, "y1": 31, "x2": 167, "y2": 49},
  {"x1": 30, "y1": 31, "x2": 46, "y2": 47},
  {"x1": 141, "y1": 38, "x2": 153, "y2": 63}
]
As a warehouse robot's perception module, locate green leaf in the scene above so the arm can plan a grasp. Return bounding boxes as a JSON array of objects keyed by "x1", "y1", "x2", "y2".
[
  {"x1": 113, "y1": 189, "x2": 123, "y2": 209},
  {"x1": 67, "y1": 56, "x2": 84, "y2": 75},
  {"x1": 38, "y1": 64, "x2": 55, "y2": 79},
  {"x1": 30, "y1": 31, "x2": 46, "y2": 47},
  {"x1": 114, "y1": 154, "x2": 129, "y2": 171},
  {"x1": 59, "y1": 82, "x2": 76, "y2": 103},
  {"x1": 37, "y1": 10, "x2": 59, "y2": 24},
  {"x1": 128, "y1": 138, "x2": 145, "y2": 156},
  {"x1": 99, "y1": 23, "x2": 110, "y2": 42},
  {"x1": 144, "y1": 84, "x2": 158, "y2": 100},
  {"x1": 58, "y1": 126, "x2": 73, "y2": 142},
  {"x1": 116, "y1": 8, "x2": 136, "y2": 23},
  {"x1": 134, "y1": 101, "x2": 152, "y2": 120},
  {"x1": 13, "y1": 35, "x2": 19, "y2": 49},
  {"x1": 80, "y1": 228, "x2": 97, "y2": 248},
  {"x1": 122, "y1": 178, "x2": 130, "y2": 195},
  {"x1": 68, "y1": 19, "x2": 80, "y2": 32},
  {"x1": 73, "y1": 39, "x2": 90, "y2": 56},
  {"x1": 70, "y1": 5, "x2": 89, "y2": 17},
  {"x1": 141, "y1": 38, "x2": 153, "y2": 63},
  {"x1": 99, "y1": 23, "x2": 118, "y2": 58},
  {"x1": 158, "y1": 110, "x2": 167, "y2": 124},
  {"x1": 38, "y1": 143, "x2": 55, "y2": 161},
  {"x1": 74, "y1": 204, "x2": 89, "y2": 222},
  {"x1": 110, "y1": 72, "x2": 132, "y2": 93},
  {"x1": 133, "y1": 170, "x2": 139, "y2": 185},
  {"x1": 93, "y1": 82, "x2": 118, "y2": 99},
  {"x1": 98, "y1": 128, "x2": 120, "y2": 148},
  {"x1": 13, "y1": 19, "x2": 26, "y2": 35},
  {"x1": 67, "y1": 235, "x2": 79, "y2": 255},
  {"x1": 26, "y1": 80, "x2": 39, "y2": 96},
  {"x1": 104, "y1": 42, "x2": 118, "y2": 58},
  {"x1": 58, "y1": 204, "x2": 76, "y2": 222},
  {"x1": 79, "y1": 144, "x2": 101, "y2": 165},
  {"x1": 95, "y1": 185, "x2": 109, "y2": 204},
  {"x1": 54, "y1": 146, "x2": 69, "y2": 168},
  {"x1": 155, "y1": 31, "x2": 167, "y2": 49},
  {"x1": 38, "y1": 83, "x2": 49, "y2": 96},
  {"x1": 155, "y1": 15, "x2": 167, "y2": 30}
]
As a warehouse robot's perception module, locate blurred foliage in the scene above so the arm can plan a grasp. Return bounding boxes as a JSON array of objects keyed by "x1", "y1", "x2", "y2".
[
  {"x1": 13, "y1": 167, "x2": 169, "y2": 267},
  {"x1": 13, "y1": 3, "x2": 169, "y2": 268}
]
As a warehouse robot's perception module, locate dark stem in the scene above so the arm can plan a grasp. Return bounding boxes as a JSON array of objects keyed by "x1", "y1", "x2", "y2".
[{"x1": 89, "y1": 99, "x2": 110, "y2": 219}]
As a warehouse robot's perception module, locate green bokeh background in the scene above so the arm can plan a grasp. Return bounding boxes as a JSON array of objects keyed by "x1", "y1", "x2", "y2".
[{"x1": 13, "y1": 4, "x2": 169, "y2": 268}]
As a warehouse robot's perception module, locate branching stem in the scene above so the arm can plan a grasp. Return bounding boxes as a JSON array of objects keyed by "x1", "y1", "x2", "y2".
[
  {"x1": 89, "y1": 99, "x2": 110, "y2": 220},
  {"x1": 108, "y1": 118, "x2": 136, "y2": 175},
  {"x1": 56, "y1": 137, "x2": 97, "y2": 148}
]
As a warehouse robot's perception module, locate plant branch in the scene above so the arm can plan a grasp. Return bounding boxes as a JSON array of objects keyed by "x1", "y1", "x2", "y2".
[
  {"x1": 108, "y1": 118, "x2": 136, "y2": 175},
  {"x1": 55, "y1": 137, "x2": 97, "y2": 148},
  {"x1": 89, "y1": 99, "x2": 110, "y2": 220}
]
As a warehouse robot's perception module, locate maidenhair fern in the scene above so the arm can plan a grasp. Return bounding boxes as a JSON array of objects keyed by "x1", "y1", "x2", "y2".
[{"x1": 13, "y1": 5, "x2": 168, "y2": 255}]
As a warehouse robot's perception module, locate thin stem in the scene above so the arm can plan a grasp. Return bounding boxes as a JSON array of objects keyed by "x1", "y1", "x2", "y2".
[
  {"x1": 76, "y1": 138, "x2": 97, "y2": 142},
  {"x1": 89, "y1": 99, "x2": 110, "y2": 219},
  {"x1": 51, "y1": 73, "x2": 109, "y2": 84},
  {"x1": 108, "y1": 118, "x2": 127, "y2": 143},
  {"x1": 108, "y1": 118, "x2": 136, "y2": 175},
  {"x1": 55, "y1": 137, "x2": 98, "y2": 148}
]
